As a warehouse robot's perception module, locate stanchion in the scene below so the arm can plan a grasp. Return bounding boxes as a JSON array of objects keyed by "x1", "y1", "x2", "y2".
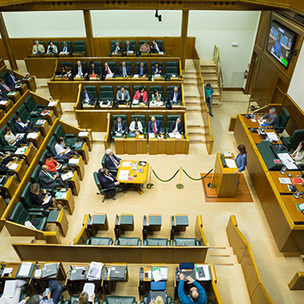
[
  {"x1": 146, "y1": 167, "x2": 154, "y2": 189},
  {"x1": 176, "y1": 167, "x2": 184, "y2": 189}
]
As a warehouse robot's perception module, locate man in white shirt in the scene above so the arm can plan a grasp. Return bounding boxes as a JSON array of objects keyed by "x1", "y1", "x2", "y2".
[{"x1": 74, "y1": 61, "x2": 88, "y2": 78}]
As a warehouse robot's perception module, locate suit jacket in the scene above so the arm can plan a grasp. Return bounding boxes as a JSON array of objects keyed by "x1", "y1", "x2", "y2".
[
  {"x1": 89, "y1": 67, "x2": 100, "y2": 76},
  {"x1": 38, "y1": 170, "x2": 57, "y2": 189},
  {"x1": 97, "y1": 169, "x2": 117, "y2": 195},
  {"x1": 168, "y1": 90, "x2": 182, "y2": 102},
  {"x1": 168, "y1": 121, "x2": 184, "y2": 133},
  {"x1": 148, "y1": 120, "x2": 163, "y2": 134},
  {"x1": 135, "y1": 66, "x2": 147, "y2": 76},
  {"x1": 7, "y1": 74, "x2": 19, "y2": 87},
  {"x1": 104, "y1": 154, "x2": 121, "y2": 171},
  {"x1": 46, "y1": 44, "x2": 58, "y2": 54},
  {"x1": 32, "y1": 44, "x2": 45, "y2": 54},
  {"x1": 14, "y1": 121, "x2": 29, "y2": 133},
  {"x1": 151, "y1": 66, "x2": 162, "y2": 75},
  {"x1": 0, "y1": 83, "x2": 10, "y2": 95},
  {"x1": 80, "y1": 91, "x2": 95, "y2": 104},
  {"x1": 123, "y1": 44, "x2": 134, "y2": 53},
  {"x1": 74, "y1": 64, "x2": 87, "y2": 76},
  {"x1": 116, "y1": 89, "x2": 130, "y2": 102},
  {"x1": 103, "y1": 66, "x2": 116, "y2": 77},
  {"x1": 151, "y1": 43, "x2": 162, "y2": 53},
  {"x1": 118, "y1": 65, "x2": 132, "y2": 76},
  {"x1": 60, "y1": 44, "x2": 72, "y2": 53},
  {"x1": 262, "y1": 113, "x2": 280, "y2": 128},
  {"x1": 112, "y1": 121, "x2": 127, "y2": 135},
  {"x1": 133, "y1": 90, "x2": 148, "y2": 102}
]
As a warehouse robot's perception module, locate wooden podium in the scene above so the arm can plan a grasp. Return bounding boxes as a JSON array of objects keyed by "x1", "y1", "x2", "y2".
[{"x1": 213, "y1": 153, "x2": 240, "y2": 198}]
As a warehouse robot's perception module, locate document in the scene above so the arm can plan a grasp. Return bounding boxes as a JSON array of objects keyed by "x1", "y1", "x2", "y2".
[
  {"x1": 279, "y1": 177, "x2": 292, "y2": 184},
  {"x1": 87, "y1": 261, "x2": 103, "y2": 281},
  {"x1": 27, "y1": 132, "x2": 38, "y2": 139},
  {"x1": 25, "y1": 220, "x2": 36, "y2": 229},
  {"x1": 122, "y1": 161, "x2": 132, "y2": 167},
  {"x1": 133, "y1": 74, "x2": 139, "y2": 78},
  {"x1": 195, "y1": 265, "x2": 211, "y2": 281},
  {"x1": 18, "y1": 262, "x2": 32, "y2": 277},
  {"x1": 48, "y1": 101, "x2": 57, "y2": 107},
  {"x1": 118, "y1": 170, "x2": 129, "y2": 181},
  {"x1": 297, "y1": 203, "x2": 304, "y2": 211},
  {"x1": 2, "y1": 267, "x2": 13, "y2": 277},
  {"x1": 152, "y1": 267, "x2": 167, "y2": 282},
  {"x1": 168, "y1": 132, "x2": 175, "y2": 138},
  {"x1": 250, "y1": 118, "x2": 257, "y2": 122},
  {"x1": 34, "y1": 269, "x2": 42, "y2": 278},
  {"x1": 41, "y1": 110, "x2": 50, "y2": 116},
  {"x1": 225, "y1": 159, "x2": 237, "y2": 168},
  {"x1": 8, "y1": 163, "x2": 18, "y2": 170},
  {"x1": 78, "y1": 131, "x2": 89, "y2": 137},
  {"x1": 61, "y1": 171, "x2": 74, "y2": 181},
  {"x1": 149, "y1": 133, "x2": 156, "y2": 138},
  {"x1": 55, "y1": 191, "x2": 67, "y2": 200},
  {"x1": 15, "y1": 147, "x2": 27, "y2": 155},
  {"x1": 65, "y1": 147, "x2": 71, "y2": 154},
  {"x1": 277, "y1": 153, "x2": 298, "y2": 170},
  {"x1": 68, "y1": 158, "x2": 79, "y2": 165},
  {"x1": 83, "y1": 283, "x2": 95, "y2": 301},
  {"x1": 42, "y1": 195, "x2": 52, "y2": 205},
  {"x1": 266, "y1": 132, "x2": 279, "y2": 142},
  {"x1": 36, "y1": 119, "x2": 46, "y2": 125},
  {"x1": 16, "y1": 133, "x2": 25, "y2": 138},
  {"x1": 2, "y1": 280, "x2": 17, "y2": 298},
  {"x1": 0, "y1": 100, "x2": 8, "y2": 105}
]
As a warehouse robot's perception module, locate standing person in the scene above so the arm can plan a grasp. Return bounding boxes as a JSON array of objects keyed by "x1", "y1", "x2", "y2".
[
  {"x1": 234, "y1": 144, "x2": 247, "y2": 174},
  {"x1": 178, "y1": 273, "x2": 207, "y2": 304},
  {"x1": 204, "y1": 83, "x2": 214, "y2": 117},
  {"x1": 290, "y1": 140, "x2": 304, "y2": 166}
]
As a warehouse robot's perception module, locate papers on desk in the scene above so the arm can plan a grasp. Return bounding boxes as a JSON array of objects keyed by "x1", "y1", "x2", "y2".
[
  {"x1": 224, "y1": 152, "x2": 232, "y2": 158},
  {"x1": 0, "y1": 100, "x2": 8, "y2": 105},
  {"x1": 149, "y1": 133, "x2": 156, "y2": 139},
  {"x1": 27, "y1": 132, "x2": 38, "y2": 139},
  {"x1": 2, "y1": 280, "x2": 17, "y2": 298},
  {"x1": 64, "y1": 147, "x2": 71, "y2": 154},
  {"x1": 36, "y1": 119, "x2": 46, "y2": 125},
  {"x1": 251, "y1": 118, "x2": 257, "y2": 122},
  {"x1": 68, "y1": 158, "x2": 79, "y2": 165},
  {"x1": 133, "y1": 74, "x2": 139, "y2": 78},
  {"x1": 16, "y1": 133, "x2": 25, "y2": 139},
  {"x1": 225, "y1": 159, "x2": 237, "y2": 168},
  {"x1": 168, "y1": 132, "x2": 181, "y2": 139},
  {"x1": 61, "y1": 171, "x2": 74, "y2": 181},
  {"x1": 152, "y1": 267, "x2": 167, "y2": 282},
  {"x1": 25, "y1": 220, "x2": 36, "y2": 229},
  {"x1": 279, "y1": 177, "x2": 292, "y2": 184},
  {"x1": 195, "y1": 265, "x2": 211, "y2": 281},
  {"x1": 48, "y1": 101, "x2": 57, "y2": 107},
  {"x1": 159, "y1": 51, "x2": 164, "y2": 55},
  {"x1": 78, "y1": 131, "x2": 89, "y2": 137},
  {"x1": 154, "y1": 74, "x2": 161, "y2": 78},
  {"x1": 132, "y1": 99, "x2": 139, "y2": 105},
  {"x1": 87, "y1": 261, "x2": 103, "y2": 281},
  {"x1": 83, "y1": 283, "x2": 95, "y2": 302},
  {"x1": 8, "y1": 163, "x2": 18, "y2": 170},
  {"x1": 55, "y1": 191, "x2": 67, "y2": 200},
  {"x1": 15, "y1": 147, "x2": 27, "y2": 155},
  {"x1": 118, "y1": 170, "x2": 129, "y2": 181},
  {"x1": 138, "y1": 135, "x2": 144, "y2": 139},
  {"x1": 266, "y1": 132, "x2": 279, "y2": 142},
  {"x1": 42, "y1": 195, "x2": 52, "y2": 205},
  {"x1": 122, "y1": 161, "x2": 132, "y2": 167},
  {"x1": 105, "y1": 74, "x2": 113, "y2": 78},
  {"x1": 41, "y1": 110, "x2": 50, "y2": 116},
  {"x1": 277, "y1": 153, "x2": 298, "y2": 170},
  {"x1": 34, "y1": 269, "x2": 42, "y2": 278},
  {"x1": 2, "y1": 267, "x2": 13, "y2": 277},
  {"x1": 18, "y1": 262, "x2": 33, "y2": 277},
  {"x1": 296, "y1": 203, "x2": 304, "y2": 211}
]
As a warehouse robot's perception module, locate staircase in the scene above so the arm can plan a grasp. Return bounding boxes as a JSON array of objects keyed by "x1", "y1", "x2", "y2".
[
  {"x1": 182, "y1": 60, "x2": 206, "y2": 144},
  {"x1": 200, "y1": 59, "x2": 220, "y2": 105}
]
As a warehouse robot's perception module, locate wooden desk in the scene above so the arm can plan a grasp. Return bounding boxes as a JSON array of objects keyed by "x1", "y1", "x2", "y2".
[
  {"x1": 281, "y1": 195, "x2": 304, "y2": 225},
  {"x1": 123, "y1": 134, "x2": 147, "y2": 154},
  {"x1": 8, "y1": 159, "x2": 27, "y2": 182},
  {"x1": 0, "y1": 197, "x2": 6, "y2": 221},
  {"x1": 27, "y1": 131, "x2": 43, "y2": 148},
  {"x1": 14, "y1": 145, "x2": 35, "y2": 165},
  {"x1": 25, "y1": 57, "x2": 58, "y2": 78},
  {"x1": 7, "y1": 91, "x2": 21, "y2": 103},
  {"x1": 55, "y1": 188, "x2": 75, "y2": 215},
  {"x1": 74, "y1": 142, "x2": 89, "y2": 164},
  {"x1": 42, "y1": 110, "x2": 56, "y2": 125},
  {"x1": 78, "y1": 130, "x2": 93, "y2": 151},
  {"x1": 149, "y1": 134, "x2": 166, "y2": 154},
  {"x1": 48, "y1": 100, "x2": 62, "y2": 118},
  {"x1": 0, "y1": 99, "x2": 13, "y2": 112},
  {"x1": 35, "y1": 119, "x2": 49, "y2": 137},
  {"x1": 46, "y1": 209, "x2": 69, "y2": 237},
  {"x1": 102, "y1": 263, "x2": 128, "y2": 294},
  {"x1": 65, "y1": 170, "x2": 80, "y2": 196},
  {"x1": 0, "y1": 175, "x2": 18, "y2": 198},
  {"x1": 250, "y1": 128, "x2": 282, "y2": 144},
  {"x1": 68, "y1": 156, "x2": 85, "y2": 181},
  {"x1": 269, "y1": 171, "x2": 303, "y2": 193},
  {"x1": 114, "y1": 136, "x2": 125, "y2": 154}
]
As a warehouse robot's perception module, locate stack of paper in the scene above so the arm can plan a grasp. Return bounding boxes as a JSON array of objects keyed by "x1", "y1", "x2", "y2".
[
  {"x1": 2, "y1": 267, "x2": 13, "y2": 277},
  {"x1": 277, "y1": 153, "x2": 298, "y2": 170},
  {"x1": 225, "y1": 159, "x2": 237, "y2": 168},
  {"x1": 78, "y1": 131, "x2": 89, "y2": 137},
  {"x1": 18, "y1": 262, "x2": 33, "y2": 277},
  {"x1": 48, "y1": 101, "x2": 57, "y2": 107},
  {"x1": 27, "y1": 132, "x2": 38, "y2": 139},
  {"x1": 149, "y1": 133, "x2": 156, "y2": 138},
  {"x1": 36, "y1": 119, "x2": 46, "y2": 125},
  {"x1": 0, "y1": 100, "x2": 8, "y2": 105},
  {"x1": 122, "y1": 161, "x2": 132, "y2": 167},
  {"x1": 152, "y1": 267, "x2": 167, "y2": 282},
  {"x1": 8, "y1": 163, "x2": 18, "y2": 170},
  {"x1": 118, "y1": 170, "x2": 129, "y2": 181},
  {"x1": 15, "y1": 147, "x2": 27, "y2": 155},
  {"x1": 68, "y1": 158, "x2": 79, "y2": 165},
  {"x1": 266, "y1": 132, "x2": 279, "y2": 142},
  {"x1": 2, "y1": 280, "x2": 17, "y2": 298},
  {"x1": 87, "y1": 261, "x2": 103, "y2": 281},
  {"x1": 56, "y1": 191, "x2": 67, "y2": 200},
  {"x1": 61, "y1": 171, "x2": 74, "y2": 181}
]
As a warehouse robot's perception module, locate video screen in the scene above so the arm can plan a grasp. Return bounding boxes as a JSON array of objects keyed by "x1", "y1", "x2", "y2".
[{"x1": 266, "y1": 20, "x2": 297, "y2": 69}]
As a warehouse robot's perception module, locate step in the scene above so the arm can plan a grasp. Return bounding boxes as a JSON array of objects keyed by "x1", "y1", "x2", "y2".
[
  {"x1": 200, "y1": 59, "x2": 215, "y2": 66},
  {"x1": 187, "y1": 130, "x2": 205, "y2": 135},
  {"x1": 185, "y1": 100, "x2": 200, "y2": 105},
  {"x1": 189, "y1": 139, "x2": 206, "y2": 143},
  {"x1": 187, "y1": 124, "x2": 204, "y2": 128},
  {"x1": 202, "y1": 74, "x2": 218, "y2": 80},
  {"x1": 186, "y1": 108, "x2": 200, "y2": 112},
  {"x1": 201, "y1": 66, "x2": 216, "y2": 73}
]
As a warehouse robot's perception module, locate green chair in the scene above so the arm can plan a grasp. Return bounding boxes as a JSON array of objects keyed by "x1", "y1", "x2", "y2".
[
  {"x1": 124, "y1": 40, "x2": 136, "y2": 54},
  {"x1": 118, "y1": 62, "x2": 133, "y2": 76},
  {"x1": 166, "y1": 85, "x2": 180, "y2": 101},
  {"x1": 53, "y1": 125, "x2": 78, "y2": 148},
  {"x1": 24, "y1": 95, "x2": 47, "y2": 115},
  {"x1": 84, "y1": 86, "x2": 98, "y2": 100},
  {"x1": 103, "y1": 296, "x2": 136, "y2": 304},
  {"x1": 111, "y1": 114, "x2": 128, "y2": 138},
  {"x1": 172, "y1": 238, "x2": 200, "y2": 246},
  {"x1": 107, "y1": 62, "x2": 117, "y2": 74},
  {"x1": 30, "y1": 165, "x2": 41, "y2": 184},
  {"x1": 281, "y1": 129, "x2": 304, "y2": 151},
  {"x1": 39, "y1": 150, "x2": 48, "y2": 166},
  {"x1": 156, "y1": 40, "x2": 164, "y2": 50},
  {"x1": 116, "y1": 85, "x2": 130, "y2": 93},
  {"x1": 86, "y1": 237, "x2": 113, "y2": 245},
  {"x1": 150, "y1": 62, "x2": 163, "y2": 76},
  {"x1": 276, "y1": 107, "x2": 290, "y2": 134},
  {"x1": 143, "y1": 238, "x2": 170, "y2": 246},
  {"x1": 20, "y1": 182, "x2": 50, "y2": 215},
  {"x1": 16, "y1": 104, "x2": 39, "y2": 124},
  {"x1": 166, "y1": 115, "x2": 183, "y2": 135},
  {"x1": 165, "y1": 62, "x2": 179, "y2": 80},
  {"x1": 0, "y1": 71, "x2": 10, "y2": 86},
  {"x1": 114, "y1": 237, "x2": 142, "y2": 246},
  {"x1": 141, "y1": 296, "x2": 173, "y2": 304},
  {"x1": 100, "y1": 86, "x2": 114, "y2": 103},
  {"x1": 149, "y1": 85, "x2": 163, "y2": 100},
  {"x1": 9, "y1": 202, "x2": 47, "y2": 231},
  {"x1": 101, "y1": 155, "x2": 117, "y2": 175},
  {"x1": 60, "y1": 61, "x2": 73, "y2": 73},
  {"x1": 73, "y1": 41, "x2": 86, "y2": 56},
  {"x1": 94, "y1": 171, "x2": 119, "y2": 202},
  {"x1": 148, "y1": 115, "x2": 164, "y2": 127},
  {"x1": 46, "y1": 136, "x2": 68, "y2": 163},
  {"x1": 8, "y1": 116, "x2": 18, "y2": 134},
  {"x1": 130, "y1": 114, "x2": 146, "y2": 134},
  {"x1": 110, "y1": 40, "x2": 122, "y2": 56},
  {"x1": 0, "y1": 125, "x2": 17, "y2": 152}
]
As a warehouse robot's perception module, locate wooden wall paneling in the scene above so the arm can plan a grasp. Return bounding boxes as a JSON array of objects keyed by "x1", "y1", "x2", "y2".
[
  {"x1": 48, "y1": 81, "x2": 80, "y2": 102},
  {"x1": 25, "y1": 58, "x2": 57, "y2": 78},
  {"x1": 288, "y1": 272, "x2": 304, "y2": 290},
  {"x1": 5, "y1": 220, "x2": 45, "y2": 239},
  {"x1": 181, "y1": 10, "x2": 189, "y2": 70},
  {"x1": 250, "y1": 282, "x2": 275, "y2": 304}
]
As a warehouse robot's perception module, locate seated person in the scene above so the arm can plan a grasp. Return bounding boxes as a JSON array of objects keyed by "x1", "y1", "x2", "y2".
[
  {"x1": 103, "y1": 62, "x2": 116, "y2": 78},
  {"x1": 54, "y1": 137, "x2": 73, "y2": 160},
  {"x1": 30, "y1": 183, "x2": 57, "y2": 209},
  {"x1": 58, "y1": 65, "x2": 72, "y2": 78},
  {"x1": 88, "y1": 61, "x2": 99, "y2": 78},
  {"x1": 46, "y1": 41, "x2": 58, "y2": 55},
  {"x1": 140, "y1": 41, "x2": 150, "y2": 54},
  {"x1": 32, "y1": 40, "x2": 45, "y2": 55},
  {"x1": 0, "y1": 154, "x2": 17, "y2": 176},
  {"x1": 258, "y1": 107, "x2": 280, "y2": 128},
  {"x1": 45, "y1": 152, "x2": 68, "y2": 173},
  {"x1": 112, "y1": 41, "x2": 121, "y2": 53},
  {"x1": 112, "y1": 116, "x2": 127, "y2": 137},
  {"x1": 151, "y1": 89, "x2": 162, "y2": 105},
  {"x1": 168, "y1": 116, "x2": 184, "y2": 134},
  {"x1": 0, "y1": 78, "x2": 13, "y2": 95},
  {"x1": 81, "y1": 88, "x2": 95, "y2": 106},
  {"x1": 14, "y1": 115, "x2": 34, "y2": 134},
  {"x1": 7, "y1": 70, "x2": 22, "y2": 89},
  {"x1": 104, "y1": 148, "x2": 121, "y2": 176},
  {"x1": 148, "y1": 116, "x2": 163, "y2": 136},
  {"x1": 0, "y1": 279, "x2": 29, "y2": 304},
  {"x1": 0, "y1": 89, "x2": 9, "y2": 101},
  {"x1": 4, "y1": 126, "x2": 28, "y2": 147},
  {"x1": 74, "y1": 61, "x2": 88, "y2": 78},
  {"x1": 119, "y1": 62, "x2": 132, "y2": 77},
  {"x1": 178, "y1": 273, "x2": 207, "y2": 304},
  {"x1": 168, "y1": 86, "x2": 182, "y2": 105},
  {"x1": 59, "y1": 41, "x2": 71, "y2": 55},
  {"x1": 71, "y1": 291, "x2": 95, "y2": 304},
  {"x1": 123, "y1": 40, "x2": 134, "y2": 55},
  {"x1": 116, "y1": 86, "x2": 130, "y2": 105},
  {"x1": 151, "y1": 61, "x2": 162, "y2": 76},
  {"x1": 151, "y1": 39, "x2": 161, "y2": 53},
  {"x1": 291, "y1": 140, "x2": 304, "y2": 166},
  {"x1": 38, "y1": 165, "x2": 69, "y2": 190},
  {"x1": 135, "y1": 62, "x2": 147, "y2": 77},
  {"x1": 133, "y1": 86, "x2": 148, "y2": 105},
  {"x1": 129, "y1": 117, "x2": 143, "y2": 135}
]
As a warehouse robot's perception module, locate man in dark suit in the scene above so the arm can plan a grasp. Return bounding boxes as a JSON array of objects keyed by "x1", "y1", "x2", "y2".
[
  {"x1": 0, "y1": 78, "x2": 12, "y2": 95},
  {"x1": 148, "y1": 116, "x2": 163, "y2": 135},
  {"x1": 123, "y1": 40, "x2": 134, "y2": 55},
  {"x1": 97, "y1": 168, "x2": 120, "y2": 196},
  {"x1": 7, "y1": 70, "x2": 21, "y2": 89},
  {"x1": 168, "y1": 86, "x2": 182, "y2": 104},
  {"x1": 103, "y1": 149, "x2": 121, "y2": 177},
  {"x1": 74, "y1": 61, "x2": 88, "y2": 78},
  {"x1": 80, "y1": 88, "x2": 95, "y2": 105},
  {"x1": 59, "y1": 41, "x2": 72, "y2": 55},
  {"x1": 119, "y1": 62, "x2": 132, "y2": 77},
  {"x1": 38, "y1": 165, "x2": 69, "y2": 190},
  {"x1": 135, "y1": 62, "x2": 147, "y2": 77},
  {"x1": 14, "y1": 115, "x2": 34, "y2": 134},
  {"x1": 168, "y1": 116, "x2": 184, "y2": 134},
  {"x1": 260, "y1": 107, "x2": 280, "y2": 128},
  {"x1": 103, "y1": 62, "x2": 116, "y2": 79},
  {"x1": 0, "y1": 89, "x2": 8, "y2": 101},
  {"x1": 112, "y1": 116, "x2": 127, "y2": 137}
]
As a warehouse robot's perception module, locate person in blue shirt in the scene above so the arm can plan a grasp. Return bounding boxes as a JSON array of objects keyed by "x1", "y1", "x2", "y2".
[
  {"x1": 274, "y1": 32, "x2": 283, "y2": 58},
  {"x1": 204, "y1": 83, "x2": 214, "y2": 117},
  {"x1": 234, "y1": 144, "x2": 247, "y2": 174},
  {"x1": 178, "y1": 273, "x2": 207, "y2": 304}
]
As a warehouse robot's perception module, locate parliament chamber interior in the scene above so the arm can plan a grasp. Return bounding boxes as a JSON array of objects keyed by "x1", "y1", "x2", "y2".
[{"x1": 1, "y1": 1, "x2": 304, "y2": 304}]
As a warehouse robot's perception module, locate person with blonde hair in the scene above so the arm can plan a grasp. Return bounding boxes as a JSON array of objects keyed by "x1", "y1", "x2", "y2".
[
  {"x1": 72, "y1": 291, "x2": 95, "y2": 304},
  {"x1": 154, "y1": 296, "x2": 165, "y2": 304}
]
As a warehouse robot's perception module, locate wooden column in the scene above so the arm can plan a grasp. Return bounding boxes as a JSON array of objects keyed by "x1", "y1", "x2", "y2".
[
  {"x1": 0, "y1": 13, "x2": 18, "y2": 70},
  {"x1": 83, "y1": 10, "x2": 95, "y2": 57},
  {"x1": 181, "y1": 9, "x2": 189, "y2": 71}
]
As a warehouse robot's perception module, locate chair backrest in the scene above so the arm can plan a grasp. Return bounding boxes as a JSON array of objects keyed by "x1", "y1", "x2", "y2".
[
  {"x1": 0, "y1": 126, "x2": 8, "y2": 147},
  {"x1": 112, "y1": 114, "x2": 127, "y2": 124},
  {"x1": 119, "y1": 61, "x2": 132, "y2": 68},
  {"x1": 9, "y1": 202, "x2": 29, "y2": 225},
  {"x1": 20, "y1": 182, "x2": 33, "y2": 209},
  {"x1": 47, "y1": 136, "x2": 57, "y2": 156},
  {"x1": 133, "y1": 85, "x2": 147, "y2": 93},
  {"x1": 130, "y1": 115, "x2": 146, "y2": 127},
  {"x1": 8, "y1": 116, "x2": 17, "y2": 134},
  {"x1": 31, "y1": 165, "x2": 41, "y2": 184},
  {"x1": 149, "y1": 86, "x2": 163, "y2": 98},
  {"x1": 107, "y1": 62, "x2": 117, "y2": 71},
  {"x1": 100, "y1": 86, "x2": 114, "y2": 98},
  {"x1": 60, "y1": 41, "x2": 72, "y2": 48},
  {"x1": 124, "y1": 40, "x2": 135, "y2": 49},
  {"x1": 106, "y1": 296, "x2": 136, "y2": 304},
  {"x1": 39, "y1": 150, "x2": 48, "y2": 166},
  {"x1": 37, "y1": 41, "x2": 46, "y2": 48},
  {"x1": 61, "y1": 62, "x2": 73, "y2": 72},
  {"x1": 279, "y1": 107, "x2": 290, "y2": 129},
  {"x1": 24, "y1": 95, "x2": 36, "y2": 113},
  {"x1": 166, "y1": 86, "x2": 180, "y2": 98},
  {"x1": 93, "y1": 62, "x2": 102, "y2": 74},
  {"x1": 290, "y1": 129, "x2": 304, "y2": 149},
  {"x1": 149, "y1": 115, "x2": 164, "y2": 125},
  {"x1": 74, "y1": 45, "x2": 86, "y2": 53},
  {"x1": 167, "y1": 115, "x2": 180, "y2": 128},
  {"x1": 93, "y1": 172, "x2": 103, "y2": 192},
  {"x1": 151, "y1": 61, "x2": 163, "y2": 68},
  {"x1": 84, "y1": 86, "x2": 98, "y2": 99},
  {"x1": 156, "y1": 40, "x2": 163, "y2": 49},
  {"x1": 0, "y1": 71, "x2": 9, "y2": 85},
  {"x1": 53, "y1": 125, "x2": 65, "y2": 140},
  {"x1": 116, "y1": 86, "x2": 130, "y2": 93},
  {"x1": 16, "y1": 104, "x2": 30, "y2": 121},
  {"x1": 135, "y1": 61, "x2": 147, "y2": 70}
]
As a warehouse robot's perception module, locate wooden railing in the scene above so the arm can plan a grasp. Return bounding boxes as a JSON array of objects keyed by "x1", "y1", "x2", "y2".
[
  {"x1": 213, "y1": 45, "x2": 224, "y2": 104},
  {"x1": 193, "y1": 59, "x2": 214, "y2": 155}
]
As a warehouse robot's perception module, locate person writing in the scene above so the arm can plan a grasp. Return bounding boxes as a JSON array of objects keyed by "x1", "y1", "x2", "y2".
[
  {"x1": 103, "y1": 62, "x2": 116, "y2": 79},
  {"x1": 178, "y1": 273, "x2": 207, "y2": 304},
  {"x1": 168, "y1": 116, "x2": 184, "y2": 134},
  {"x1": 290, "y1": 140, "x2": 304, "y2": 166},
  {"x1": 30, "y1": 183, "x2": 57, "y2": 209},
  {"x1": 234, "y1": 144, "x2": 247, "y2": 174},
  {"x1": 54, "y1": 137, "x2": 73, "y2": 159},
  {"x1": 133, "y1": 86, "x2": 148, "y2": 105},
  {"x1": 150, "y1": 89, "x2": 162, "y2": 106},
  {"x1": 259, "y1": 107, "x2": 280, "y2": 128},
  {"x1": 45, "y1": 152, "x2": 69, "y2": 173}
]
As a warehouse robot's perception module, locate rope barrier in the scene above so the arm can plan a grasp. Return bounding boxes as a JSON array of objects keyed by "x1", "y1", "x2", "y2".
[
  {"x1": 182, "y1": 168, "x2": 213, "y2": 181},
  {"x1": 151, "y1": 168, "x2": 180, "y2": 182}
]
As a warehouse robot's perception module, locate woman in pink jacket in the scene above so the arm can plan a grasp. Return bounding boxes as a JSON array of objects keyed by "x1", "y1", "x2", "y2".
[{"x1": 133, "y1": 86, "x2": 148, "y2": 105}]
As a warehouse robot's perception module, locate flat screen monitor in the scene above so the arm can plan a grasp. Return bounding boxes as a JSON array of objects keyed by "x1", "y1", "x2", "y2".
[{"x1": 266, "y1": 20, "x2": 297, "y2": 69}]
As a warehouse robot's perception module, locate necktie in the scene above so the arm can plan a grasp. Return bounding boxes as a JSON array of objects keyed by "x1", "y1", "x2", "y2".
[
  {"x1": 123, "y1": 67, "x2": 127, "y2": 76},
  {"x1": 64, "y1": 46, "x2": 67, "y2": 52},
  {"x1": 46, "y1": 171, "x2": 55, "y2": 182},
  {"x1": 37, "y1": 45, "x2": 39, "y2": 52},
  {"x1": 107, "y1": 68, "x2": 110, "y2": 75},
  {"x1": 106, "y1": 174, "x2": 114, "y2": 182},
  {"x1": 153, "y1": 123, "x2": 156, "y2": 134},
  {"x1": 3, "y1": 84, "x2": 9, "y2": 90},
  {"x1": 111, "y1": 156, "x2": 119, "y2": 167}
]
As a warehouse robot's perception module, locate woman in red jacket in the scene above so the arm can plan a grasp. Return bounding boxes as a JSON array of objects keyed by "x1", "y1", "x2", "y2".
[
  {"x1": 133, "y1": 86, "x2": 148, "y2": 105},
  {"x1": 45, "y1": 152, "x2": 69, "y2": 173}
]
